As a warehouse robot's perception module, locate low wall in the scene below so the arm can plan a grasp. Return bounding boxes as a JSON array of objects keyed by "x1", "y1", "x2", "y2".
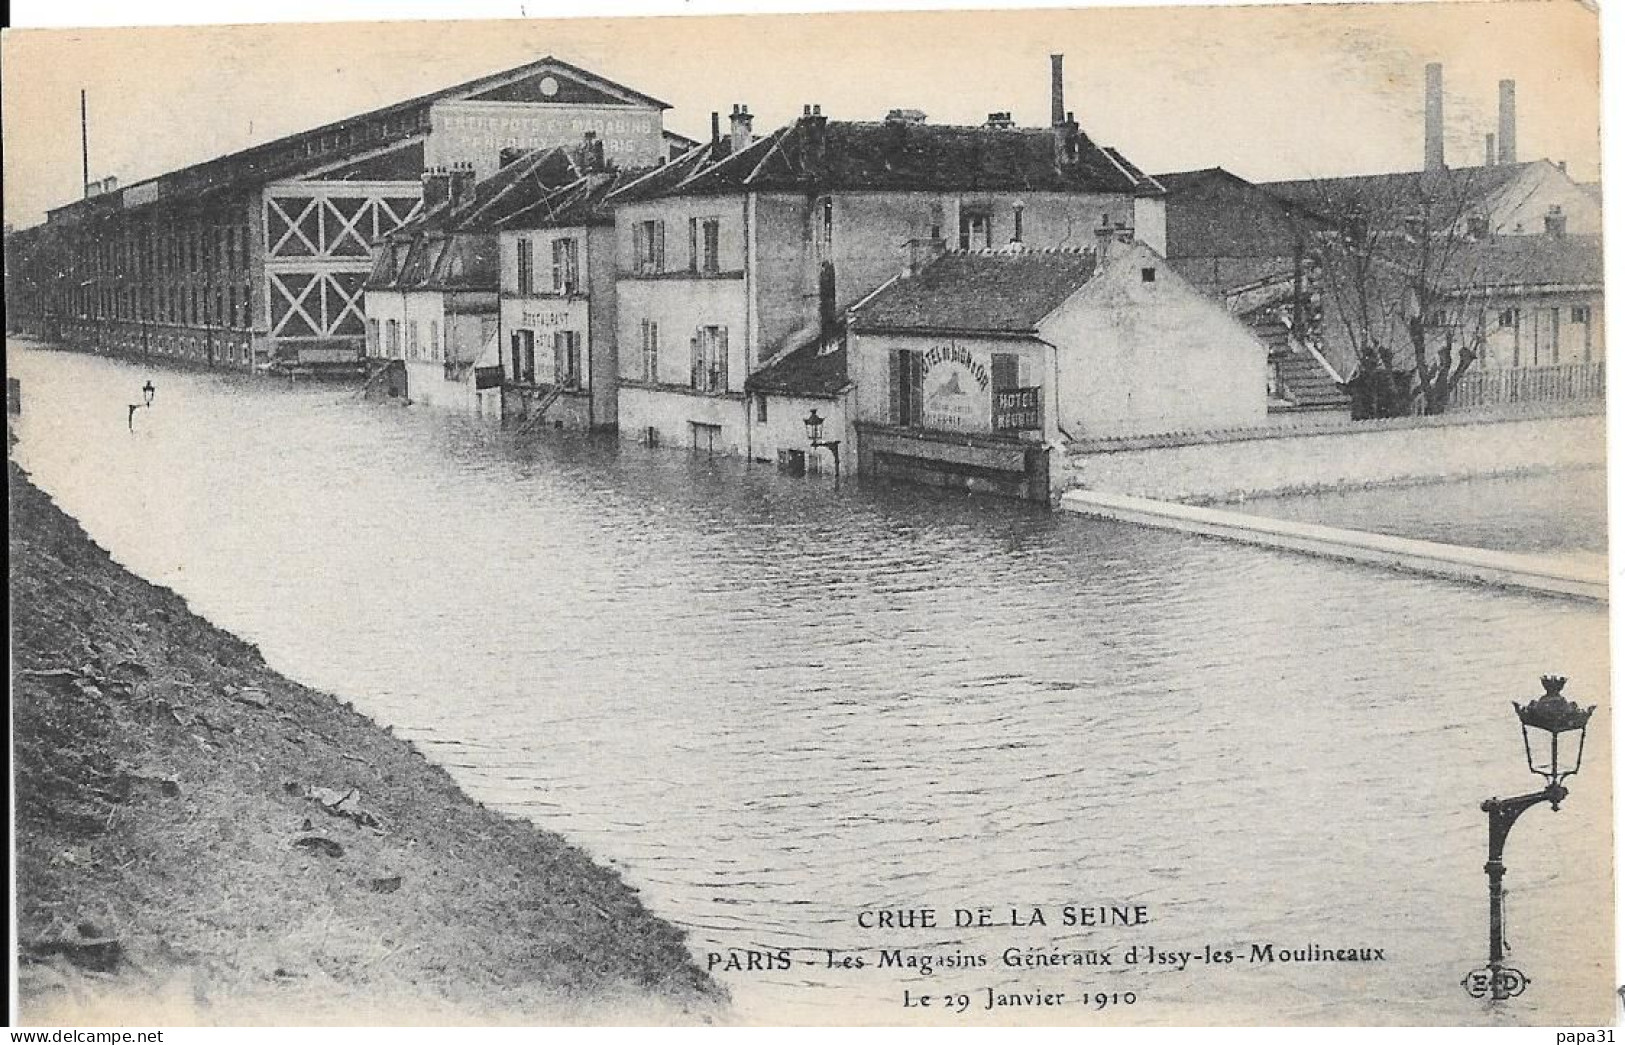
[
  {"x1": 1065, "y1": 407, "x2": 1606, "y2": 502},
  {"x1": 1061, "y1": 489, "x2": 1607, "y2": 603}
]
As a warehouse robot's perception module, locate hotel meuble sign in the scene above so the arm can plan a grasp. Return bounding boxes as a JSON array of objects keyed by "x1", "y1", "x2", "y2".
[{"x1": 428, "y1": 100, "x2": 665, "y2": 176}]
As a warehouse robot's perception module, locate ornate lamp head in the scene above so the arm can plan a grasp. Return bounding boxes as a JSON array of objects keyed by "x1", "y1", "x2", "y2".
[
  {"x1": 804, "y1": 409, "x2": 825, "y2": 446},
  {"x1": 142, "y1": 380, "x2": 156, "y2": 407},
  {"x1": 1514, "y1": 676, "x2": 1595, "y2": 786}
]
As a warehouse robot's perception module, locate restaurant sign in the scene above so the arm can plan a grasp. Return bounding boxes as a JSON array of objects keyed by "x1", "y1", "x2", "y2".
[{"x1": 993, "y1": 386, "x2": 1043, "y2": 431}]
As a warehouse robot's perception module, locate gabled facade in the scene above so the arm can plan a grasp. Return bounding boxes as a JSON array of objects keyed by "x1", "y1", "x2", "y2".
[
  {"x1": 10, "y1": 56, "x2": 677, "y2": 373},
  {"x1": 849, "y1": 242, "x2": 1267, "y2": 501},
  {"x1": 606, "y1": 102, "x2": 1163, "y2": 458}
]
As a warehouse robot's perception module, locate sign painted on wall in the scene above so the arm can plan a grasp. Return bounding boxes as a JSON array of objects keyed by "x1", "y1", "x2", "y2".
[
  {"x1": 921, "y1": 343, "x2": 990, "y2": 431},
  {"x1": 429, "y1": 101, "x2": 664, "y2": 178},
  {"x1": 993, "y1": 386, "x2": 1043, "y2": 431},
  {"x1": 521, "y1": 309, "x2": 572, "y2": 329}
]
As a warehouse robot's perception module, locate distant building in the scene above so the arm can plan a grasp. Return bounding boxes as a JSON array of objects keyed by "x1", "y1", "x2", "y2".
[
  {"x1": 848, "y1": 242, "x2": 1267, "y2": 502},
  {"x1": 1156, "y1": 167, "x2": 1347, "y2": 415},
  {"x1": 6, "y1": 56, "x2": 687, "y2": 371},
  {"x1": 1263, "y1": 165, "x2": 1604, "y2": 403},
  {"x1": 606, "y1": 65, "x2": 1163, "y2": 461},
  {"x1": 1262, "y1": 160, "x2": 1602, "y2": 242}
]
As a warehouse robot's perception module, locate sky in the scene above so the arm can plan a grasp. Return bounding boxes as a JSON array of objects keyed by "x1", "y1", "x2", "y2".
[{"x1": 0, "y1": 0, "x2": 1603, "y2": 230}]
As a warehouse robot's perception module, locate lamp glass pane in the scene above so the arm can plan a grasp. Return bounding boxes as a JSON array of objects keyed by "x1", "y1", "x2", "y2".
[{"x1": 1555, "y1": 727, "x2": 1586, "y2": 776}]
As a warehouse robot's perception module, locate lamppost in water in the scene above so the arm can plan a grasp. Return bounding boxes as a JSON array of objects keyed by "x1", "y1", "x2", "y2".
[
  {"x1": 128, "y1": 380, "x2": 156, "y2": 430},
  {"x1": 803, "y1": 408, "x2": 841, "y2": 484},
  {"x1": 1462, "y1": 675, "x2": 1594, "y2": 1001}
]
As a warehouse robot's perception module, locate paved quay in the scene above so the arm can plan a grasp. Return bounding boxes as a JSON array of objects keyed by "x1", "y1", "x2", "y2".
[{"x1": 1060, "y1": 489, "x2": 1608, "y2": 604}]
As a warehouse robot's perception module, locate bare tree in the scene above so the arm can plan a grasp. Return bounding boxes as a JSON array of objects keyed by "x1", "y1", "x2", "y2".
[{"x1": 1298, "y1": 169, "x2": 1493, "y2": 417}]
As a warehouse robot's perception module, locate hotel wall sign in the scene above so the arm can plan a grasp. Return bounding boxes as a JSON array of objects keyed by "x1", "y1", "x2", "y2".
[
  {"x1": 993, "y1": 386, "x2": 1043, "y2": 431},
  {"x1": 921, "y1": 343, "x2": 991, "y2": 431}
]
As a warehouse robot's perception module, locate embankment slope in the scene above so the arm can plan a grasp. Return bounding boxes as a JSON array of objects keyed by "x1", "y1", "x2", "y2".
[{"x1": 10, "y1": 459, "x2": 722, "y2": 1025}]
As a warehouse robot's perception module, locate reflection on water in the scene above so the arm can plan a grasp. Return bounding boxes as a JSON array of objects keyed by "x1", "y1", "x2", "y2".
[{"x1": 8, "y1": 345, "x2": 1613, "y2": 1025}]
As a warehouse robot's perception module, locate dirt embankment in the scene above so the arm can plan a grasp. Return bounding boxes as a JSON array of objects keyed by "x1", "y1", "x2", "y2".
[{"x1": 10, "y1": 459, "x2": 723, "y2": 1025}]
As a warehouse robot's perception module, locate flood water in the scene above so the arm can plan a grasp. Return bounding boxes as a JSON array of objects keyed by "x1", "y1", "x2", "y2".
[
  {"x1": 1237, "y1": 470, "x2": 1609, "y2": 563},
  {"x1": 8, "y1": 344, "x2": 1614, "y2": 1026}
]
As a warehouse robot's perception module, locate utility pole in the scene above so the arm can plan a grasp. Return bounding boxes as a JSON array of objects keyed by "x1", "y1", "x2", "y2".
[{"x1": 81, "y1": 90, "x2": 90, "y2": 198}]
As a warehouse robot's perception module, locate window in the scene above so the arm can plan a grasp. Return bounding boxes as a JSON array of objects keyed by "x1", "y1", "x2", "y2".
[
  {"x1": 386, "y1": 319, "x2": 400, "y2": 357},
  {"x1": 1141, "y1": 267, "x2": 1157, "y2": 283},
  {"x1": 429, "y1": 321, "x2": 440, "y2": 361},
  {"x1": 756, "y1": 395, "x2": 768, "y2": 423},
  {"x1": 516, "y1": 238, "x2": 534, "y2": 293},
  {"x1": 992, "y1": 353, "x2": 1020, "y2": 391},
  {"x1": 692, "y1": 325, "x2": 729, "y2": 393},
  {"x1": 817, "y1": 197, "x2": 833, "y2": 256},
  {"x1": 243, "y1": 283, "x2": 253, "y2": 327},
  {"x1": 368, "y1": 319, "x2": 380, "y2": 355},
  {"x1": 511, "y1": 329, "x2": 536, "y2": 384},
  {"x1": 1498, "y1": 308, "x2": 1519, "y2": 328},
  {"x1": 640, "y1": 319, "x2": 660, "y2": 382},
  {"x1": 227, "y1": 286, "x2": 237, "y2": 328},
  {"x1": 551, "y1": 237, "x2": 580, "y2": 294},
  {"x1": 554, "y1": 331, "x2": 582, "y2": 389},
  {"x1": 928, "y1": 203, "x2": 944, "y2": 242},
  {"x1": 959, "y1": 207, "x2": 992, "y2": 250},
  {"x1": 407, "y1": 321, "x2": 420, "y2": 361},
  {"x1": 634, "y1": 219, "x2": 665, "y2": 275}
]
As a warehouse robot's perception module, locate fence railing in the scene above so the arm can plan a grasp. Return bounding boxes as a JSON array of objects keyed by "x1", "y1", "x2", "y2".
[{"x1": 1450, "y1": 362, "x2": 1606, "y2": 410}]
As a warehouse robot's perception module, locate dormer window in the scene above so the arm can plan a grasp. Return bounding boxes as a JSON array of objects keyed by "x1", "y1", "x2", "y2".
[{"x1": 959, "y1": 206, "x2": 992, "y2": 250}]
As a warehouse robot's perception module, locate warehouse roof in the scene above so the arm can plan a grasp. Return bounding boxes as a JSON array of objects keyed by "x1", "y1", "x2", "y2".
[{"x1": 42, "y1": 56, "x2": 669, "y2": 227}]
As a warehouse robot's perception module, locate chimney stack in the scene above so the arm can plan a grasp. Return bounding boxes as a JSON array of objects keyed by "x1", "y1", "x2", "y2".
[
  {"x1": 1423, "y1": 63, "x2": 1445, "y2": 172},
  {"x1": 711, "y1": 111, "x2": 721, "y2": 148},
  {"x1": 1485, "y1": 133, "x2": 1496, "y2": 167},
  {"x1": 1050, "y1": 54, "x2": 1066, "y2": 127},
  {"x1": 729, "y1": 104, "x2": 753, "y2": 154},
  {"x1": 1498, "y1": 80, "x2": 1517, "y2": 165},
  {"x1": 447, "y1": 162, "x2": 476, "y2": 207},
  {"x1": 1093, "y1": 213, "x2": 1114, "y2": 263},
  {"x1": 422, "y1": 166, "x2": 451, "y2": 210}
]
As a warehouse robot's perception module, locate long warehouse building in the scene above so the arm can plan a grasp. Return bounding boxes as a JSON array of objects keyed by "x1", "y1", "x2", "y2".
[{"x1": 4, "y1": 56, "x2": 693, "y2": 371}]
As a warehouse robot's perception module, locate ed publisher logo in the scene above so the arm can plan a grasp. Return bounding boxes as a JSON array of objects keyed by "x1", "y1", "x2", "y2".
[{"x1": 1461, "y1": 964, "x2": 1529, "y2": 999}]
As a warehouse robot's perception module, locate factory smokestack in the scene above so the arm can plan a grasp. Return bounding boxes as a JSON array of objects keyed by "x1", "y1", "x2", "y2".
[
  {"x1": 1497, "y1": 80, "x2": 1517, "y2": 165},
  {"x1": 1485, "y1": 133, "x2": 1496, "y2": 167},
  {"x1": 1423, "y1": 63, "x2": 1445, "y2": 172},
  {"x1": 1051, "y1": 54, "x2": 1065, "y2": 127}
]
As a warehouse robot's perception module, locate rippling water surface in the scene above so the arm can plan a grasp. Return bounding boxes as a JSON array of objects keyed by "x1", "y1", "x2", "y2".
[{"x1": 9, "y1": 345, "x2": 1613, "y2": 1025}]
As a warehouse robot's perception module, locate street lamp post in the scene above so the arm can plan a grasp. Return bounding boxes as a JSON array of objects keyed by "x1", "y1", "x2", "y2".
[
  {"x1": 803, "y1": 408, "x2": 841, "y2": 484},
  {"x1": 128, "y1": 380, "x2": 156, "y2": 431},
  {"x1": 1463, "y1": 675, "x2": 1594, "y2": 1002}
]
